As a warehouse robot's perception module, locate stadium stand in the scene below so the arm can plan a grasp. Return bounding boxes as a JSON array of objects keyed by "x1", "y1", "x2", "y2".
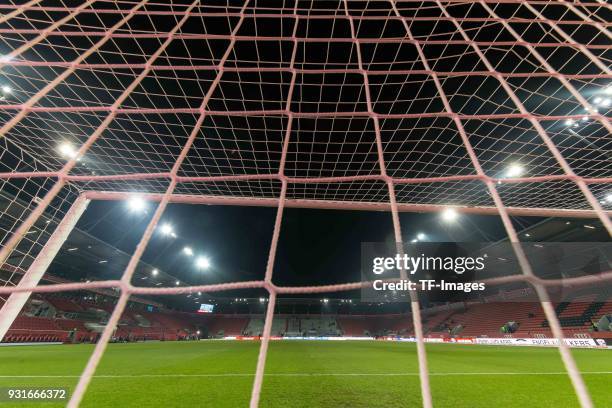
[
  {"x1": 244, "y1": 318, "x2": 265, "y2": 336},
  {"x1": 300, "y1": 317, "x2": 339, "y2": 336},
  {"x1": 206, "y1": 317, "x2": 250, "y2": 337},
  {"x1": 2, "y1": 286, "x2": 610, "y2": 344},
  {"x1": 335, "y1": 315, "x2": 417, "y2": 337},
  {"x1": 5, "y1": 316, "x2": 68, "y2": 343},
  {"x1": 45, "y1": 295, "x2": 84, "y2": 313}
]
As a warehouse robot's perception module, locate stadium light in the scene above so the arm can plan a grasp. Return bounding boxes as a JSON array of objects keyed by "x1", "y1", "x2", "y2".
[
  {"x1": 175, "y1": 280, "x2": 180, "y2": 285},
  {"x1": 606, "y1": 193, "x2": 612, "y2": 203},
  {"x1": 127, "y1": 196, "x2": 146, "y2": 212},
  {"x1": 159, "y1": 223, "x2": 174, "y2": 236},
  {"x1": 183, "y1": 246, "x2": 194, "y2": 256},
  {"x1": 594, "y1": 97, "x2": 602, "y2": 104},
  {"x1": 195, "y1": 256, "x2": 210, "y2": 270},
  {"x1": 152, "y1": 269, "x2": 158, "y2": 276},
  {"x1": 605, "y1": 85, "x2": 612, "y2": 95},
  {"x1": 602, "y1": 98, "x2": 611, "y2": 107},
  {"x1": 441, "y1": 208, "x2": 458, "y2": 223},
  {"x1": 58, "y1": 142, "x2": 77, "y2": 158},
  {"x1": 410, "y1": 239, "x2": 418, "y2": 243},
  {"x1": 416, "y1": 232, "x2": 426, "y2": 240},
  {"x1": 505, "y1": 163, "x2": 524, "y2": 178},
  {"x1": 1, "y1": 85, "x2": 10, "y2": 94}
]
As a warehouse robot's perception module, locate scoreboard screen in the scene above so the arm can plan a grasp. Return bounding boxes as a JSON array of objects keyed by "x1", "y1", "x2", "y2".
[{"x1": 197, "y1": 304, "x2": 214, "y2": 313}]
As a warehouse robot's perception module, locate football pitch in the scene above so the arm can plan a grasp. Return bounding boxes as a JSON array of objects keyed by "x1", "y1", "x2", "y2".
[{"x1": 0, "y1": 341, "x2": 609, "y2": 407}]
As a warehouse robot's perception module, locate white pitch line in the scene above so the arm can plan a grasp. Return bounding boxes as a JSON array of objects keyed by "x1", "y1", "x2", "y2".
[{"x1": 1, "y1": 372, "x2": 611, "y2": 378}]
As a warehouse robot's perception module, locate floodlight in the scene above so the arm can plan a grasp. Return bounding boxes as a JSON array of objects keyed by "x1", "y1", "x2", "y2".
[
  {"x1": 58, "y1": 142, "x2": 77, "y2": 158},
  {"x1": 195, "y1": 256, "x2": 210, "y2": 270},
  {"x1": 183, "y1": 247, "x2": 194, "y2": 256},
  {"x1": 152, "y1": 269, "x2": 158, "y2": 276},
  {"x1": 441, "y1": 208, "x2": 458, "y2": 222},
  {"x1": 128, "y1": 196, "x2": 146, "y2": 212},
  {"x1": 505, "y1": 163, "x2": 524, "y2": 178},
  {"x1": 159, "y1": 223, "x2": 174, "y2": 236}
]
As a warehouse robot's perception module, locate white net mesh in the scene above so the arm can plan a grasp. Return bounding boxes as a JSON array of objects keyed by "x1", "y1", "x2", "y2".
[{"x1": 0, "y1": 1, "x2": 610, "y2": 407}]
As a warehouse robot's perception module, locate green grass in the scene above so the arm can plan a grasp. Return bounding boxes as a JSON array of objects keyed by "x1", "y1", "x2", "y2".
[{"x1": 0, "y1": 341, "x2": 609, "y2": 407}]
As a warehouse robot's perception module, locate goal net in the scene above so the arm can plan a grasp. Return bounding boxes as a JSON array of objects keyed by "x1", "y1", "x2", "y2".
[{"x1": 0, "y1": 1, "x2": 610, "y2": 407}]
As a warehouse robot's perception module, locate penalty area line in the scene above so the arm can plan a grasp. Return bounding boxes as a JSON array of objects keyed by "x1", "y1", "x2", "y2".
[{"x1": 1, "y1": 372, "x2": 612, "y2": 378}]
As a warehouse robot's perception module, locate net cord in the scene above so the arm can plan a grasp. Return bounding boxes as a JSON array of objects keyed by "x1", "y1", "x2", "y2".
[{"x1": 0, "y1": 2, "x2": 608, "y2": 407}]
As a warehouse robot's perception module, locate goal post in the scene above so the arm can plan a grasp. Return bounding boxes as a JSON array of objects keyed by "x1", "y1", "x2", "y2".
[{"x1": 0, "y1": 195, "x2": 89, "y2": 341}]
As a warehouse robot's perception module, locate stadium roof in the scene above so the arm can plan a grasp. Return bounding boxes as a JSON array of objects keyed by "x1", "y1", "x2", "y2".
[{"x1": 0, "y1": 189, "x2": 173, "y2": 306}]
